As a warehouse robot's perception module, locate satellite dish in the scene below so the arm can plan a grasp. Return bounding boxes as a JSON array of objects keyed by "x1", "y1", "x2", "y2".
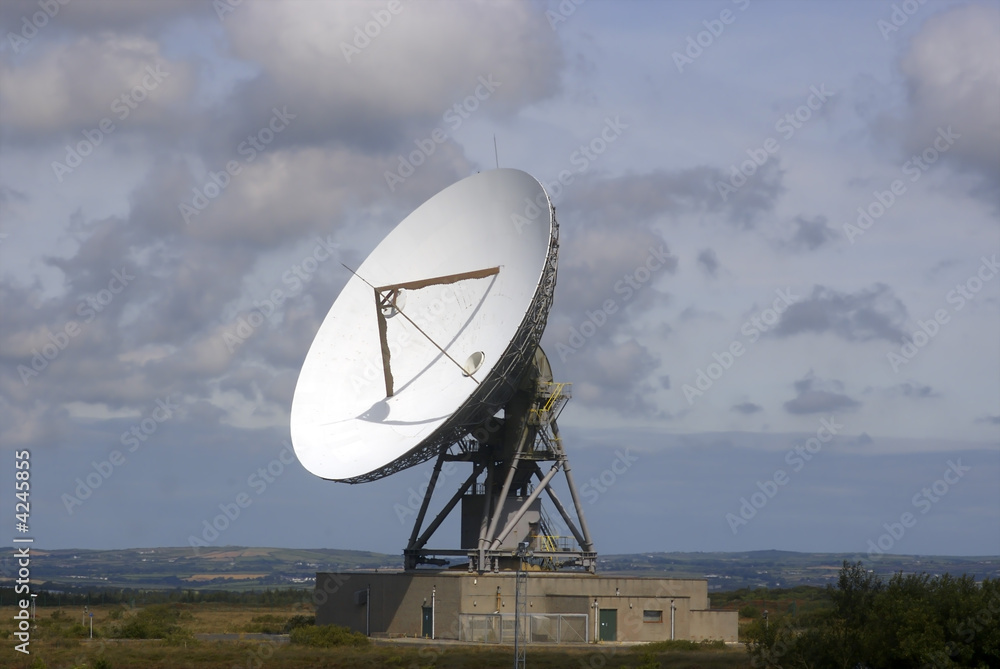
[
  {"x1": 291, "y1": 169, "x2": 555, "y2": 483},
  {"x1": 291, "y1": 168, "x2": 595, "y2": 573}
]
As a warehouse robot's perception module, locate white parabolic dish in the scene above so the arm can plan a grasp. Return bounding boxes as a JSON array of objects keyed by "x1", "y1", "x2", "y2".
[{"x1": 290, "y1": 169, "x2": 557, "y2": 482}]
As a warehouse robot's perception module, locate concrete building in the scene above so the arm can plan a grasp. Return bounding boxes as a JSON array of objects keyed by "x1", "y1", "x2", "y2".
[{"x1": 315, "y1": 570, "x2": 737, "y2": 643}]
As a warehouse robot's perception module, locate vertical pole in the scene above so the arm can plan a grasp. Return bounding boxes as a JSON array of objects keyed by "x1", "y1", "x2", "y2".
[
  {"x1": 431, "y1": 586, "x2": 436, "y2": 640},
  {"x1": 514, "y1": 545, "x2": 528, "y2": 669},
  {"x1": 670, "y1": 599, "x2": 675, "y2": 640},
  {"x1": 514, "y1": 558, "x2": 523, "y2": 669},
  {"x1": 366, "y1": 584, "x2": 371, "y2": 637},
  {"x1": 477, "y1": 455, "x2": 495, "y2": 571}
]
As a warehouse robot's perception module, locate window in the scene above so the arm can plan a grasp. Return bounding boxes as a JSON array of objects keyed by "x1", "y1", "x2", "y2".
[{"x1": 643, "y1": 610, "x2": 662, "y2": 623}]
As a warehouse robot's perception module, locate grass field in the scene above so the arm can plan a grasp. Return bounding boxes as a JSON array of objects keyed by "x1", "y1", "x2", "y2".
[
  {"x1": 2, "y1": 603, "x2": 751, "y2": 669},
  {"x1": 5, "y1": 643, "x2": 751, "y2": 669}
]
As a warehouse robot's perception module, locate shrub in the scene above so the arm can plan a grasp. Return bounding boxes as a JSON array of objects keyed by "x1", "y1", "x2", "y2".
[
  {"x1": 64, "y1": 623, "x2": 96, "y2": 639},
  {"x1": 290, "y1": 624, "x2": 369, "y2": 647},
  {"x1": 163, "y1": 627, "x2": 196, "y2": 646},
  {"x1": 633, "y1": 650, "x2": 660, "y2": 669},
  {"x1": 251, "y1": 614, "x2": 285, "y2": 622},
  {"x1": 242, "y1": 614, "x2": 288, "y2": 634},
  {"x1": 636, "y1": 639, "x2": 724, "y2": 652},
  {"x1": 283, "y1": 614, "x2": 315, "y2": 633},
  {"x1": 739, "y1": 604, "x2": 759, "y2": 619},
  {"x1": 111, "y1": 604, "x2": 184, "y2": 639},
  {"x1": 744, "y1": 561, "x2": 1000, "y2": 669}
]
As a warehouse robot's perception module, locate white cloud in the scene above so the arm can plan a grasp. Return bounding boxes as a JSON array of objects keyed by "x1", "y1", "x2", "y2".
[
  {"x1": 899, "y1": 4, "x2": 1000, "y2": 184},
  {"x1": 1, "y1": 34, "x2": 195, "y2": 137},
  {"x1": 220, "y1": 0, "x2": 563, "y2": 146}
]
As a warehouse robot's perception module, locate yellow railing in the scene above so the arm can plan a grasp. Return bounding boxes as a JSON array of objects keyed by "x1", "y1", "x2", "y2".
[
  {"x1": 542, "y1": 382, "x2": 566, "y2": 413},
  {"x1": 529, "y1": 534, "x2": 576, "y2": 553},
  {"x1": 531, "y1": 382, "x2": 569, "y2": 420}
]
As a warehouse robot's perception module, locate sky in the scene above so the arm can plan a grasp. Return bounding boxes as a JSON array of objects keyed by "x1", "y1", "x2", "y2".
[{"x1": 0, "y1": 0, "x2": 998, "y2": 562}]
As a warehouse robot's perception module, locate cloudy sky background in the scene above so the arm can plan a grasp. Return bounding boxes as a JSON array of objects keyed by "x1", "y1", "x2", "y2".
[{"x1": 1, "y1": 0, "x2": 998, "y2": 560}]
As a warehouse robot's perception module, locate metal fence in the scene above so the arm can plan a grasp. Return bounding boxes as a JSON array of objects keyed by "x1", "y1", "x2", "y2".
[{"x1": 459, "y1": 613, "x2": 589, "y2": 644}]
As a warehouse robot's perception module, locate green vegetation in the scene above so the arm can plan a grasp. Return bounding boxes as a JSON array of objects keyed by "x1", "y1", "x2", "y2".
[
  {"x1": 0, "y1": 585, "x2": 317, "y2": 609},
  {"x1": 2, "y1": 601, "x2": 749, "y2": 668},
  {"x1": 5, "y1": 553, "x2": 999, "y2": 668},
  {"x1": 283, "y1": 614, "x2": 316, "y2": 633},
  {"x1": 110, "y1": 603, "x2": 195, "y2": 643},
  {"x1": 289, "y1": 623, "x2": 370, "y2": 647},
  {"x1": 241, "y1": 613, "x2": 288, "y2": 634},
  {"x1": 241, "y1": 613, "x2": 315, "y2": 634},
  {"x1": 639, "y1": 639, "x2": 727, "y2": 651},
  {"x1": 712, "y1": 582, "x2": 832, "y2": 642},
  {"x1": 606, "y1": 550, "x2": 1000, "y2": 590},
  {"x1": 745, "y1": 561, "x2": 1000, "y2": 668},
  {"x1": 625, "y1": 640, "x2": 730, "y2": 669},
  {"x1": 712, "y1": 583, "x2": 831, "y2": 613},
  {"x1": 8, "y1": 644, "x2": 748, "y2": 669}
]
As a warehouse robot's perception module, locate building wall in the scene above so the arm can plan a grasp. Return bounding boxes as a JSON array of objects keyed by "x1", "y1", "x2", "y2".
[
  {"x1": 689, "y1": 609, "x2": 739, "y2": 643},
  {"x1": 316, "y1": 572, "x2": 463, "y2": 638},
  {"x1": 315, "y1": 571, "x2": 737, "y2": 643}
]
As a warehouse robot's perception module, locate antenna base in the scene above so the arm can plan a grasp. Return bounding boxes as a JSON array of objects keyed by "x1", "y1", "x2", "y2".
[{"x1": 402, "y1": 347, "x2": 597, "y2": 574}]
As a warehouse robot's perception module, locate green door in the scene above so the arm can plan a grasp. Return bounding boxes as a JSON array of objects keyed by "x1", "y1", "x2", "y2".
[
  {"x1": 421, "y1": 606, "x2": 433, "y2": 638},
  {"x1": 599, "y1": 609, "x2": 617, "y2": 641}
]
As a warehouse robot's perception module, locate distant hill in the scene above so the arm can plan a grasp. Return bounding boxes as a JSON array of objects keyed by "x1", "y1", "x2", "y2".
[
  {"x1": 2, "y1": 547, "x2": 996, "y2": 593},
  {"x1": 597, "y1": 550, "x2": 999, "y2": 590},
  {"x1": 0, "y1": 546, "x2": 397, "y2": 593}
]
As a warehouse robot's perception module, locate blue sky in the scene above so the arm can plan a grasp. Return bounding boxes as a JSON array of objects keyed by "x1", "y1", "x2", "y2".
[{"x1": 0, "y1": 0, "x2": 997, "y2": 559}]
